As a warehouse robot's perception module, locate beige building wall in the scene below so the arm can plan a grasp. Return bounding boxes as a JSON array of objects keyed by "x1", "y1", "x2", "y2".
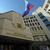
[
  {"x1": 23, "y1": 15, "x2": 48, "y2": 41},
  {"x1": 0, "y1": 11, "x2": 33, "y2": 41}
]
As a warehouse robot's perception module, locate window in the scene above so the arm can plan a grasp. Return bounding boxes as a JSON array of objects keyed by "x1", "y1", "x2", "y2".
[
  {"x1": 44, "y1": 9, "x2": 46, "y2": 11},
  {"x1": 38, "y1": 12, "x2": 42, "y2": 17},
  {"x1": 47, "y1": 12, "x2": 50, "y2": 14},
  {"x1": 43, "y1": 19, "x2": 48, "y2": 22},
  {"x1": 29, "y1": 20, "x2": 30, "y2": 22},
  {"x1": 43, "y1": 19, "x2": 49, "y2": 25},
  {"x1": 23, "y1": 18, "x2": 25, "y2": 20},
  {"x1": 46, "y1": 23, "x2": 50, "y2": 26},
  {"x1": 37, "y1": 27, "x2": 40, "y2": 30},
  {"x1": 31, "y1": 27, "x2": 34, "y2": 31},
  {"x1": 40, "y1": 16, "x2": 45, "y2": 19},
  {"x1": 32, "y1": 23, "x2": 34, "y2": 26},
  {"x1": 48, "y1": 9, "x2": 50, "y2": 11},
  {"x1": 40, "y1": 26, "x2": 43, "y2": 30},
  {"x1": 36, "y1": 19, "x2": 38, "y2": 21},
  {"x1": 24, "y1": 21, "x2": 28, "y2": 23},
  {"x1": 47, "y1": 26, "x2": 50, "y2": 30},
  {"x1": 33, "y1": 19, "x2": 35, "y2": 22},
  {"x1": 25, "y1": 24, "x2": 29, "y2": 27},
  {"x1": 26, "y1": 18, "x2": 29, "y2": 20},
  {"x1": 27, "y1": 24, "x2": 29, "y2": 27},
  {"x1": 31, "y1": 20, "x2": 33, "y2": 22},
  {"x1": 30, "y1": 17, "x2": 33, "y2": 19},
  {"x1": 30, "y1": 23, "x2": 32, "y2": 26},
  {"x1": 38, "y1": 22, "x2": 40, "y2": 25},
  {"x1": 34, "y1": 16, "x2": 36, "y2": 18},
  {"x1": 34, "y1": 27, "x2": 37, "y2": 30},
  {"x1": 35, "y1": 23, "x2": 37, "y2": 25},
  {"x1": 38, "y1": 12, "x2": 45, "y2": 19}
]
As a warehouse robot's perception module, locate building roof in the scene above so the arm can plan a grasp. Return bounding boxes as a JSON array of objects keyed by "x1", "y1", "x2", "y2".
[{"x1": 0, "y1": 10, "x2": 22, "y2": 16}]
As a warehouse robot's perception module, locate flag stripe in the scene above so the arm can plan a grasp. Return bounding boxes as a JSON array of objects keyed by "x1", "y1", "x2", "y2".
[
  {"x1": 25, "y1": 0, "x2": 28, "y2": 10},
  {"x1": 22, "y1": 0, "x2": 33, "y2": 17}
]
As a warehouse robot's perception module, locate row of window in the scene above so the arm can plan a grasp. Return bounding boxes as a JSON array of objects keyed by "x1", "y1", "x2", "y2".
[
  {"x1": 24, "y1": 19, "x2": 38, "y2": 23},
  {"x1": 25, "y1": 22, "x2": 40, "y2": 27},
  {"x1": 23, "y1": 16, "x2": 36, "y2": 20},
  {"x1": 30, "y1": 26, "x2": 43, "y2": 31},
  {"x1": 33, "y1": 35, "x2": 47, "y2": 41},
  {"x1": 38, "y1": 12, "x2": 50, "y2": 31},
  {"x1": 25, "y1": 23, "x2": 43, "y2": 31},
  {"x1": 0, "y1": 45, "x2": 14, "y2": 50}
]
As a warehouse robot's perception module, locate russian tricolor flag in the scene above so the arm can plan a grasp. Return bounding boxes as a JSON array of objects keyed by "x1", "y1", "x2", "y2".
[{"x1": 22, "y1": 0, "x2": 33, "y2": 17}]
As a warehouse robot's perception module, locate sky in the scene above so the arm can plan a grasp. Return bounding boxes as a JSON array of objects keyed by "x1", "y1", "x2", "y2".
[{"x1": 0, "y1": 0, "x2": 45, "y2": 16}]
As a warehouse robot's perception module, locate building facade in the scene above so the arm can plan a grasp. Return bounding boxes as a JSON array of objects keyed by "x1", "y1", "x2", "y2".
[
  {"x1": 32, "y1": 3, "x2": 50, "y2": 49},
  {"x1": 0, "y1": 11, "x2": 34, "y2": 50},
  {"x1": 23, "y1": 15, "x2": 49, "y2": 42},
  {"x1": 23, "y1": 14, "x2": 50, "y2": 50},
  {"x1": 33, "y1": 6, "x2": 50, "y2": 40}
]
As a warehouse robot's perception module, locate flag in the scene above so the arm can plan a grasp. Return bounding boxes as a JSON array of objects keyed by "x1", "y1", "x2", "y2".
[
  {"x1": 25, "y1": 0, "x2": 28, "y2": 11},
  {"x1": 22, "y1": 0, "x2": 33, "y2": 17},
  {"x1": 22, "y1": 9, "x2": 29, "y2": 17},
  {"x1": 27, "y1": 3, "x2": 33, "y2": 11}
]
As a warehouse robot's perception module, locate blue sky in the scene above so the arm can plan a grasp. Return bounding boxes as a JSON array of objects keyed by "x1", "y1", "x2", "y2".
[{"x1": 0, "y1": 0, "x2": 45, "y2": 16}]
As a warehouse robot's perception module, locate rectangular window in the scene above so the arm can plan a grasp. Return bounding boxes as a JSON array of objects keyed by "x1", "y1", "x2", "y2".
[
  {"x1": 31, "y1": 27, "x2": 34, "y2": 31},
  {"x1": 38, "y1": 22, "x2": 40, "y2": 25},
  {"x1": 36, "y1": 19, "x2": 38, "y2": 21},
  {"x1": 32, "y1": 23, "x2": 34, "y2": 26},
  {"x1": 34, "y1": 27, "x2": 37, "y2": 30},
  {"x1": 30, "y1": 23, "x2": 32, "y2": 26},
  {"x1": 29, "y1": 20, "x2": 30, "y2": 23},
  {"x1": 30, "y1": 17, "x2": 33, "y2": 19},
  {"x1": 25, "y1": 24, "x2": 29, "y2": 27},
  {"x1": 34, "y1": 16, "x2": 36, "y2": 18},
  {"x1": 31, "y1": 20, "x2": 33, "y2": 22},
  {"x1": 33, "y1": 19, "x2": 35, "y2": 22},
  {"x1": 26, "y1": 18, "x2": 29, "y2": 20},
  {"x1": 47, "y1": 26, "x2": 50, "y2": 31},
  {"x1": 37, "y1": 27, "x2": 40, "y2": 30},
  {"x1": 40, "y1": 26, "x2": 43, "y2": 30}
]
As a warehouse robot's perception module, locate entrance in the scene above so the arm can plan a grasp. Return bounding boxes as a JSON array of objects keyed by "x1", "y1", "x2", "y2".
[
  {"x1": 0, "y1": 36, "x2": 33, "y2": 50},
  {"x1": 0, "y1": 44, "x2": 29, "y2": 50}
]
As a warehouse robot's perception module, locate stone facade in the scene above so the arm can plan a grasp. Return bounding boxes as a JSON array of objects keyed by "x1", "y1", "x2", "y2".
[{"x1": 0, "y1": 11, "x2": 33, "y2": 41}]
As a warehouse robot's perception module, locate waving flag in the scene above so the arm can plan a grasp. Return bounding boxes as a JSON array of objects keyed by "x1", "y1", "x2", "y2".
[
  {"x1": 22, "y1": 9, "x2": 29, "y2": 17},
  {"x1": 27, "y1": 3, "x2": 33, "y2": 11},
  {"x1": 22, "y1": 0, "x2": 33, "y2": 17},
  {"x1": 25, "y1": 0, "x2": 28, "y2": 11}
]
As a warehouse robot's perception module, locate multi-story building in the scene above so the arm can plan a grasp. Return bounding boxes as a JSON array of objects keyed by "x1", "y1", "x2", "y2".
[
  {"x1": 0, "y1": 10, "x2": 34, "y2": 50},
  {"x1": 32, "y1": 5, "x2": 50, "y2": 39},
  {"x1": 0, "y1": 10, "x2": 49, "y2": 50},
  {"x1": 0, "y1": 0, "x2": 50, "y2": 50},
  {"x1": 23, "y1": 14, "x2": 50, "y2": 50},
  {"x1": 32, "y1": 5, "x2": 50, "y2": 49},
  {"x1": 42, "y1": 0, "x2": 50, "y2": 15},
  {"x1": 33, "y1": 6, "x2": 50, "y2": 37},
  {"x1": 23, "y1": 14, "x2": 49, "y2": 41}
]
